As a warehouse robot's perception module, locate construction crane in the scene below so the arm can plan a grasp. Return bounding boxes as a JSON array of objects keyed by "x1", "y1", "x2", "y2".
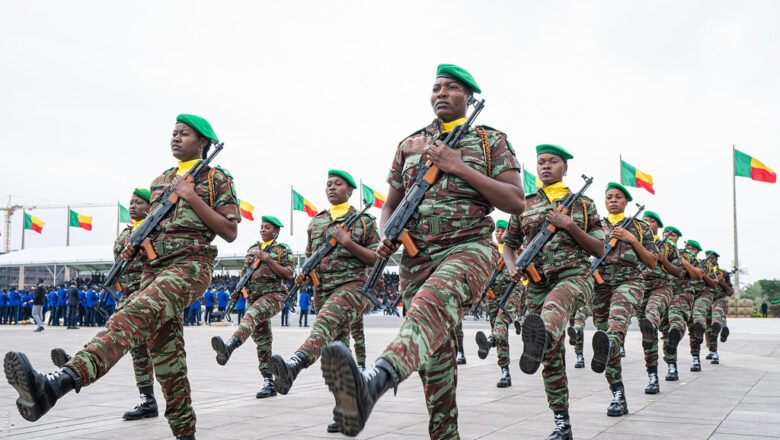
[{"x1": 3, "y1": 196, "x2": 23, "y2": 253}]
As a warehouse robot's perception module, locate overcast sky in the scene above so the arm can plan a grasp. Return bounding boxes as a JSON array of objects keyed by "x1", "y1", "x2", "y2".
[{"x1": 2, "y1": 1, "x2": 778, "y2": 287}]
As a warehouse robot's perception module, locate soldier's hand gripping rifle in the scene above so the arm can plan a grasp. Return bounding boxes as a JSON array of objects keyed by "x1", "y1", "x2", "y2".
[
  {"x1": 494, "y1": 175, "x2": 594, "y2": 311},
  {"x1": 637, "y1": 228, "x2": 673, "y2": 271},
  {"x1": 359, "y1": 98, "x2": 486, "y2": 308},
  {"x1": 469, "y1": 259, "x2": 505, "y2": 315},
  {"x1": 225, "y1": 238, "x2": 277, "y2": 323},
  {"x1": 283, "y1": 202, "x2": 374, "y2": 306},
  {"x1": 590, "y1": 203, "x2": 646, "y2": 284},
  {"x1": 97, "y1": 142, "x2": 225, "y2": 320}
]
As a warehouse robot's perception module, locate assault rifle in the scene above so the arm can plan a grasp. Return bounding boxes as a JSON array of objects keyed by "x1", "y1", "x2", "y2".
[
  {"x1": 283, "y1": 202, "x2": 374, "y2": 307},
  {"x1": 225, "y1": 238, "x2": 277, "y2": 322},
  {"x1": 359, "y1": 98, "x2": 486, "y2": 307},
  {"x1": 638, "y1": 228, "x2": 673, "y2": 271},
  {"x1": 493, "y1": 175, "x2": 594, "y2": 311},
  {"x1": 385, "y1": 294, "x2": 403, "y2": 317},
  {"x1": 469, "y1": 259, "x2": 505, "y2": 315},
  {"x1": 97, "y1": 142, "x2": 225, "y2": 319},
  {"x1": 590, "y1": 203, "x2": 645, "y2": 284}
]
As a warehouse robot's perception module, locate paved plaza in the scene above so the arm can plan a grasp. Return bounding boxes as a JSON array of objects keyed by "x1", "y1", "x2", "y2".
[{"x1": 1, "y1": 315, "x2": 779, "y2": 439}]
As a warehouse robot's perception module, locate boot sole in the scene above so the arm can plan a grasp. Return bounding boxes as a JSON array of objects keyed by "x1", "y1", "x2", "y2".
[
  {"x1": 4, "y1": 351, "x2": 45, "y2": 422},
  {"x1": 645, "y1": 386, "x2": 659, "y2": 394},
  {"x1": 591, "y1": 331, "x2": 611, "y2": 374},
  {"x1": 256, "y1": 390, "x2": 277, "y2": 399},
  {"x1": 519, "y1": 314, "x2": 546, "y2": 375},
  {"x1": 607, "y1": 405, "x2": 629, "y2": 416},
  {"x1": 475, "y1": 331, "x2": 491, "y2": 360},
  {"x1": 269, "y1": 355, "x2": 293, "y2": 395},
  {"x1": 567, "y1": 327, "x2": 577, "y2": 346},
  {"x1": 720, "y1": 327, "x2": 729, "y2": 343},
  {"x1": 321, "y1": 343, "x2": 368, "y2": 437},
  {"x1": 122, "y1": 409, "x2": 159, "y2": 420},
  {"x1": 496, "y1": 379, "x2": 512, "y2": 388},
  {"x1": 211, "y1": 337, "x2": 229, "y2": 366},
  {"x1": 50, "y1": 349, "x2": 71, "y2": 368},
  {"x1": 513, "y1": 319, "x2": 522, "y2": 336},
  {"x1": 665, "y1": 328, "x2": 681, "y2": 357},
  {"x1": 638, "y1": 318, "x2": 656, "y2": 350}
]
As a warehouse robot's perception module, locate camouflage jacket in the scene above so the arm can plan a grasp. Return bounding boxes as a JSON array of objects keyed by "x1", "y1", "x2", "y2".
[
  {"x1": 113, "y1": 225, "x2": 144, "y2": 295},
  {"x1": 240, "y1": 241, "x2": 295, "y2": 301},
  {"x1": 147, "y1": 166, "x2": 240, "y2": 266},
  {"x1": 711, "y1": 266, "x2": 734, "y2": 300},
  {"x1": 307, "y1": 205, "x2": 380, "y2": 294},
  {"x1": 690, "y1": 257, "x2": 716, "y2": 298},
  {"x1": 597, "y1": 217, "x2": 656, "y2": 283},
  {"x1": 504, "y1": 189, "x2": 605, "y2": 282},
  {"x1": 490, "y1": 243, "x2": 515, "y2": 300},
  {"x1": 386, "y1": 120, "x2": 520, "y2": 255},
  {"x1": 643, "y1": 239, "x2": 682, "y2": 290}
]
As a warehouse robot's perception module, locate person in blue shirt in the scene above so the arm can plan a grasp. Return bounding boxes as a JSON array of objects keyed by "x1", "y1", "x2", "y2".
[
  {"x1": 204, "y1": 288, "x2": 215, "y2": 325},
  {"x1": 280, "y1": 302, "x2": 290, "y2": 327},
  {"x1": 47, "y1": 290, "x2": 57, "y2": 325},
  {"x1": 8, "y1": 288, "x2": 21, "y2": 324},
  {"x1": 78, "y1": 286, "x2": 88, "y2": 326},
  {"x1": 187, "y1": 298, "x2": 201, "y2": 326},
  {"x1": 299, "y1": 288, "x2": 311, "y2": 327},
  {"x1": 235, "y1": 294, "x2": 246, "y2": 323},
  {"x1": 86, "y1": 288, "x2": 99, "y2": 327},
  {"x1": 217, "y1": 288, "x2": 229, "y2": 322},
  {"x1": 0, "y1": 290, "x2": 8, "y2": 324},
  {"x1": 104, "y1": 286, "x2": 117, "y2": 318},
  {"x1": 57, "y1": 286, "x2": 68, "y2": 326},
  {"x1": 23, "y1": 291, "x2": 34, "y2": 321}
]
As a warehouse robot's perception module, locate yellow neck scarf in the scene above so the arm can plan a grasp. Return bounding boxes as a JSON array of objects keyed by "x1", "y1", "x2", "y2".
[
  {"x1": 442, "y1": 117, "x2": 468, "y2": 133},
  {"x1": 653, "y1": 234, "x2": 658, "y2": 241},
  {"x1": 329, "y1": 202, "x2": 350, "y2": 220},
  {"x1": 262, "y1": 239, "x2": 274, "y2": 248},
  {"x1": 131, "y1": 218, "x2": 145, "y2": 232},
  {"x1": 497, "y1": 243, "x2": 504, "y2": 255},
  {"x1": 542, "y1": 181, "x2": 568, "y2": 203},
  {"x1": 607, "y1": 213, "x2": 626, "y2": 226},
  {"x1": 176, "y1": 159, "x2": 200, "y2": 176}
]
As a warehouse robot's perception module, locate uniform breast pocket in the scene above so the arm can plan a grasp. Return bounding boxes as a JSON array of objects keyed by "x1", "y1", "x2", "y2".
[
  {"x1": 521, "y1": 211, "x2": 543, "y2": 240},
  {"x1": 402, "y1": 154, "x2": 422, "y2": 189},
  {"x1": 445, "y1": 154, "x2": 484, "y2": 197}
]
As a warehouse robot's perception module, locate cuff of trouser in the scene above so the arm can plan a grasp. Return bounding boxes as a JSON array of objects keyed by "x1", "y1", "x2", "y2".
[
  {"x1": 63, "y1": 358, "x2": 90, "y2": 388},
  {"x1": 173, "y1": 428, "x2": 196, "y2": 438},
  {"x1": 376, "y1": 358, "x2": 400, "y2": 396},
  {"x1": 63, "y1": 367, "x2": 83, "y2": 393},
  {"x1": 376, "y1": 351, "x2": 411, "y2": 382}
]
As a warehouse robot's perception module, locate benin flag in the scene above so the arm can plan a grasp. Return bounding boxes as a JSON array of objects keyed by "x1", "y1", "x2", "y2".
[
  {"x1": 238, "y1": 199, "x2": 255, "y2": 221},
  {"x1": 119, "y1": 204, "x2": 131, "y2": 223},
  {"x1": 69, "y1": 209, "x2": 93, "y2": 231},
  {"x1": 523, "y1": 170, "x2": 542, "y2": 196},
  {"x1": 292, "y1": 189, "x2": 317, "y2": 217},
  {"x1": 24, "y1": 213, "x2": 44, "y2": 234},
  {"x1": 361, "y1": 184, "x2": 386, "y2": 208},
  {"x1": 621, "y1": 160, "x2": 655, "y2": 194},
  {"x1": 734, "y1": 149, "x2": 776, "y2": 183}
]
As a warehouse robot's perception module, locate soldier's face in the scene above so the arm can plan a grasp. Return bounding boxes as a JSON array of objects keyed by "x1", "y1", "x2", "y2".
[
  {"x1": 326, "y1": 176, "x2": 352, "y2": 205},
  {"x1": 605, "y1": 189, "x2": 628, "y2": 214},
  {"x1": 171, "y1": 122, "x2": 208, "y2": 161},
  {"x1": 643, "y1": 216, "x2": 659, "y2": 232},
  {"x1": 260, "y1": 222, "x2": 278, "y2": 242},
  {"x1": 431, "y1": 77, "x2": 470, "y2": 123},
  {"x1": 686, "y1": 245, "x2": 699, "y2": 256},
  {"x1": 667, "y1": 232, "x2": 679, "y2": 243},
  {"x1": 128, "y1": 195, "x2": 151, "y2": 221},
  {"x1": 537, "y1": 154, "x2": 566, "y2": 185},
  {"x1": 708, "y1": 254, "x2": 718, "y2": 265},
  {"x1": 495, "y1": 228, "x2": 505, "y2": 243}
]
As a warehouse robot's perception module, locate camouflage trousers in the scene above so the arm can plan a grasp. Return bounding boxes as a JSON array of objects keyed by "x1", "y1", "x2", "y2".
[
  {"x1": 84, "y1": 329, "x2": 154, "y2": 389},
  {"x1": 232, "y1": 292, "x2": 285, "y2": 374},
  {"x1": 639, "y1": 284, "x2": 673, "y2": 368},
  {"x1": 707, "y1": 297, "x2": 729, "y2": 352},
  {"x1": 456, "y1": 320, "x2": 464, "y2": 352},
  {"x1": 527, "y1": 271, "x2": 593, "y2": 412},
  {"x1": 381, "y1": 240, "x2": 494, "y2": 440},
  {"x1": 592, "y1": 277, "x2": 644, "y2": 385},
  {"x1": 689, "y1": 293, "x2": 713, "y2": 356},
  {"x1": 661, "y1": 286, "x2": 693, "y2": 364},
  {"x1": 490, "y1": 294, "x2": 523, "y2": 368},
  {"x1": 298, "y1": 281, "x2": 371, "y2": 363},
  {"x1": 343, "y1": 315, "x2": 366, "y2": 365},
  {"x1": 65, "y1": 256, "x2": 212, "y2": 437},
  {"x1": 569, "y1": 302, "x2": 591, "y2": 354}
]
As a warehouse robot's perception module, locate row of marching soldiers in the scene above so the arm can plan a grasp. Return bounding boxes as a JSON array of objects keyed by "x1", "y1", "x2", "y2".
[{"x1": 2, "y1": 64, "x2": 733, "y2": 440}]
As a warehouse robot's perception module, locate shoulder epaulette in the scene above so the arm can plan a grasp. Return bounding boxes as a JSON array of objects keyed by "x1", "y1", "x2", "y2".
[
  {"x1": 401, "y1": 127, "x2": 429, "y2": 142},
  {"x1": 580, "y1": 195, "x2": 594, "y2": 203},
  {"x1": 213, "y1": 165, "x2": 232, "y2": 179}
]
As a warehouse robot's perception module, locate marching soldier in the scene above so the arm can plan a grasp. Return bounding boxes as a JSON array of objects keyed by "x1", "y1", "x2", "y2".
[
  {"x1": 704, "y1": 250, "x2": 734, "y2": 364},
  {"x1": 210, "y1": 215, "x2": 295, "y2": 399},
  {"x1": 683, "y1": 240, "x2": 719, "y2": 373}
]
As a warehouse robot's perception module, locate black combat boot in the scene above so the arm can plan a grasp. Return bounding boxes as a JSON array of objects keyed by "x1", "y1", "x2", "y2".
[
  {"x1": 4, "y1": 351, "x2": 82, "y2": 422},
  {"x1": 122, "y1": 386, "x2": 158, "y2": 420},
  {"x1": 566, "y1": 326, "x2": 579, "y2": 346},
  {"x1": 705, "y1": 351, "x2": 714, "y2": 360},
  {"x1": 475, "y1": 331, "x2": 495, "y2": 360},
  {"x1": 269, "y1": 351, "x2": 309, "y2": 395},
  {"x1": 544, "y1": 410, "x2": 573, "y2": 440},
  {"x1": 645, "y1": 366, "x2": 660, "y2": 394},
  {"x1": 176, "y1": 435, "x2": 195, "y2": 440},
  {"x1": 456, "y1": 349, "x2": 467, "y2": 365},
  {"x1": 665, "y1": 362, "x2": 678, "y2": 381},
  {"x1": 690, "y1": 322, "x2": 705, "y2": 345},
  {"x1": 321, "y1": 342, "x2": 399, "y2": 437},
  {"x1": 639, "y1": 318, "x2": 658, "y2": 350},
  {"x1": 327, "y1": 420, "x2": 340, "y2": 433},
  {"x1": 211, "y1": 335, "x2": 242, "y2": 366},
  {"x1": 520, "y1": 314, "x2": 548, "y2": 374},
  {"x1": 256, "y1": 372, "x2": 277, "y2": 398},
  {"x1": 514, "y1": 317, "x2": 523, "y2": 335},
  {"x1": 50, "y1": 348, "x2": 71, "y2": 368},
  {"x1": 665, "y1": 327, "x2": 682, "y2": 357},
  {"x1": 690, "y1": 355, "x2": 701, "y2": 372},
  {"x1": 619, "y1": 344, "x2": 626, "y2": 357},
  {"x1": 574, "y1": 353, "x2": 585, "y2": 369},
  {"x1": 607, "y1": 381, "x2": 628, "y2": 416},
  {"x1": 711, "y1": 322, "x2": 722, "y2": 340},
  {"x1": 591, "y1": 330, "x2": 616, "y2": 374},
  {"x1": 710, "y1": 352, "x2": 720, "y2": 365},
  {"x1": 496, "y1": 366, "x2": 512, "y2": 388},
  {"x1": 720, "y1": 326, "x2": 730, "y2": 342}
]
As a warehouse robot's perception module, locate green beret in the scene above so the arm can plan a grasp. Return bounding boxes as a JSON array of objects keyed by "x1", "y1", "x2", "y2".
[
  {"x1": 687, "y1": 240, "x2": 702, "y2": 251},
  {"x1": 536, "y1": 144, "x2": 574, "y2": 161},
  {"x1": 496, "y1": 220, "x2": 508, "y2": 230},
  {"x1": 132, "y1": 188, "x2": 150, "y2": 203},
  {"x1": 643, "y1": 211, "x2": 663, "y2": 228},
  {"x1": 328, "y1": 169, "x2": 357, "y2": 188},
  {"x1": 705, "y1": 250, "x2": 720, "y2": 258},
  {"x1": 606, "y1": 182, "x2": 633, "y2": 201},
  {"x1": 176, "y1": 114, "x2": 218, "y2": 142},
  {"x1": 436, "y1": 64, "x2": 481, "y2": 94},
  {"x1": 261, "y1": 215, "x2": 284, "y2": 228},
  {"x1": 663, "y1": 226, "x2": 682, "y2": 237}
]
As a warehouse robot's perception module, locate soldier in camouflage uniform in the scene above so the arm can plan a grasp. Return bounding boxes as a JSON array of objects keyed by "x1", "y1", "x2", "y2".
[
  {"x1": 685, "y1": 241, "x2": 720, "y2": 372},
  {"x1": 590, "y1": 183, "x2": 657, "y2": 417},
  {"x1": 567, "y1": 301, "x2": 591, "y2": 368},
  {"x1": 5, "y1": 114, "x2": 240, "y2": 440},
  {"x1": 637, "y1": 211, "x2": 684, "y2": 394},
  {"x1": 504, "y1": 144, "x2": 604, "y2": 439},
  {"x1": 210, "y1": 215, "x2": 294, "y2": 399},
  {"x1": 319, "y1": 64, "x2": 524, "y2": 439},
  {"x1": 703, "y1": 250, "x2": 733, "y2": 364}
]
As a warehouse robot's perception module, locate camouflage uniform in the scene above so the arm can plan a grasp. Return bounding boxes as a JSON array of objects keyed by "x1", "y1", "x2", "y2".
[
  {"x1": 639, "y1": 239, "x2": 679, "y2": 368},
  {"x1": 707, "y1": 269, "x2": 732, "y2": 353},
  {"x1": 485, "y1": 260, "x2": 522, "y2": 368},
  {"x1": 689, "y1": 259, "x2": 716, "y2": 357},
  {"x1": 592, "y1": 217, "x2": 656, "y2": 385},
  {"x1": 350, "y1": 317, "x2": 366, "y2": 366},
  {"x1": 570, "y1": 302, "x2": 591, "y2": 355},
  {"x1": 379, "y1": 121, "x2": 519, "y2": 439},
  {"x1": 65, "y1": 166, "x2": 239, "y2": 437},
  {"x1": 232, "y1": 241, "x2": 295, "y2": 374},
  {"x1": 504, "y1": 188, "x2": 604, "y2": 412}
]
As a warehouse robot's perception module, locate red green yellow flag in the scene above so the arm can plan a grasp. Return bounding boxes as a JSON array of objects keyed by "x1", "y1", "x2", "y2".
[
  {"x1": 734, "y1": 149, "x2": 776, "y2": 183},
  {"x1": 361, "y1": 183, "x2": 386, "y2": 208},
  {"x1": 69, "y1": 209, "x2": 92, "y2": 231},
  {"x1": 621, "y1": 160, "x2": 655, "y2": 194},
  {"x1": 292, "y1": 189, "x2": 317, "y2": 217},
  {"x1": 238, "y1": 199, "x2": 255, "y2": 221},
  {"x1": 24, "y1": 213, "x2": 44, "y2": 234},
  {"x1": 119, "y1": 204, "x2": 131, "y2": 223}
]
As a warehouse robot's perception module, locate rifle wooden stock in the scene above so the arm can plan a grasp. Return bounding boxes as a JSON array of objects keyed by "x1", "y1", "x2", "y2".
[
  {"x1": 422, "y1": 162, "x2": 442, "y2": 184},
  {"x1": 486, "y1": 288, "x2": 496, "y2": 300},
  {"x1": 309, "y1": 270, "x2": 320, "y2": 287},
  {"x1": 141, "y1": 238, "x2": 158, "y2": 261},
  {"x1": 593, "y1": 269, "x2": 605, "y2": 285},
  {"x1": 526, "y1": 263, "x2": 542, "y2": 283},
  {"x1": 398, "y1": 229, "x2": 419, "y2": 257}
]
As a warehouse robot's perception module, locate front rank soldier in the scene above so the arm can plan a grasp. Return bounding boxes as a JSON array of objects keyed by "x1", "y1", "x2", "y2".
[
  {"x1": 5, "y1": 114, "x2": 240, "y2": 440},
  {"x1": 320, "y1": 64, "x2": 524, "y2": 439},
  {"x1": 211, "y1": 215, "x2": 295, "y2": 399},
  {"x1": 704, "y1": 250, "x2": 733, "y2": 364},
  {"x1": 684, "y1": 240, "x2": 718, "y2": 373}
]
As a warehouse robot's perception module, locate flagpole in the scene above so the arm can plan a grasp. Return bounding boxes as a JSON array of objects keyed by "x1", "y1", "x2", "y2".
[
  {"x1": 359, "y1": 178, "x2": 363, "y2": 206},
  {"x1": 732, "y1": 144, "x2": 740, "y2": 298},
  {"x1": 290, "y1": 185, "x2": 294, "y2": 237},
  {"x1": 116, "y1": 201, "x2": 120, "y2": 238},
  {"x1": 21, "y1": 208, "x2": 25, "y2": 250},
  {"x1": 619, "y1": 154, "x2": 622, "y2": 181},
  {"x1": 66, "y1": 205, "x2": 70, "y2": 247}
]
